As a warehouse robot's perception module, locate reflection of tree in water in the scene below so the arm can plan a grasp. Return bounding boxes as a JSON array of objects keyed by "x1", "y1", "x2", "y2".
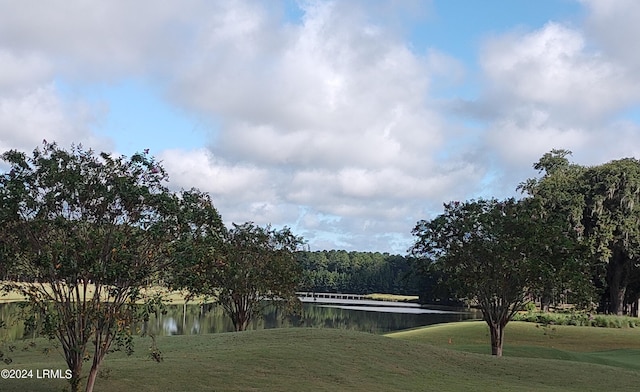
[
  {"x1": 0, "y1": 302, "x2": 30, "y2": 341},
  {"x1": 289, "y1": 304, "x2": 475, "y2": 334},
  {"x1": 0, "y1": 302, "x2": 477, "y2": 339}
]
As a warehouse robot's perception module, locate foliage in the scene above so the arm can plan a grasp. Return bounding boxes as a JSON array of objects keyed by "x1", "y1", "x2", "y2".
[
  {"x1": 0, "y1": 142, "x2": 187, "y2": 392},
  {"x1": 166, "y1": 188, "x2": 226, "y2": 292},
  {"x1": 411, "y1": 198, "x2": 589, "y2": 356},
  {"x1": 512, "y1": 312, "x2": 640, "y2": 328},
  {"x1": 297, "y1": 251, "x2": 421, "y2": 295},
  {"x1": 520, "y1": 150, "x2": 640, "y2": 315},
  {"x1": 176, "y1": 222, "x2": 305, "y2": 332}
]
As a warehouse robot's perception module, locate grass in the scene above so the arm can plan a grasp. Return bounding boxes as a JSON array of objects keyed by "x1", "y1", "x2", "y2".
[
  {"x1": 513, "y1": 311, "x2": 640, "y2": 328},
  {"x1": 387, "y1": 321, "x2": 640, "y2": 369},
  {"x1": 0, "y1": 284, "x2": 209, "y2": 305},
  {"x1": 0, "y1": 323, "x2": 639, "y2": 391},
  {"x1": 363, "y1": 293, "x2": 419, "y2": 302}
]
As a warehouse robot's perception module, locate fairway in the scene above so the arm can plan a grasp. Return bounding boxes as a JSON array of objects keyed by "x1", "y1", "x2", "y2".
[
  {"x1": 387, "y1": 321, "x2": 640, "y2": 370},
  {"x1": 1, "y1": 324, "x2": 639, "y2": 391}
]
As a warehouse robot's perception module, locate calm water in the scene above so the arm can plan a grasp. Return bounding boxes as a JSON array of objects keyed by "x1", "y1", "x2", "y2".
[{"x1": 0, "y1": 300, "x2": 479, "y2": 340}]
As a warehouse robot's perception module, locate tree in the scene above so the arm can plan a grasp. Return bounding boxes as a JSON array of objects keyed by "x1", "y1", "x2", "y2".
[
  {"x1": 177, "y1": 222, "x2": 305, "y2": 332},
  {"x1": 521, "y1": 150, "x2": 640, "y2": 315},
  {"x1": 167, "y1": 188, "x2": 226, "y2": 293},
  {"x1": 411, "y1": 198, "x2": 587, "y2": 356},
  {"x1": 0, "y1": 142, "x2": 188, "y2": 392}
]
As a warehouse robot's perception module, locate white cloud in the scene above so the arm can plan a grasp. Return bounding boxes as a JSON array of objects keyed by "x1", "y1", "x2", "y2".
[
  {"x1": 158, "y1": 148, "x2": 269, "y2": 199},
  {"x1": 481, "y1": 22, "x2": 638, "y2": 124},
  {"x1": 0, "y1": 0, "x2": 203, "y2": 79},
  {"x1": 157, "y1": 1, "x2": 476, "y2": 251},
  {"x1": 0, "y1": 84, "x2": 110, "y2": 153},
  {"x1": 0, "y1": 50, "x2": 52, "y2": 93},
  {"x1": 581, "y1": 0, "x2": 640, "y2": 70},
  {"x1": 3, "y1": 0, "x2": 638, "y2": 252},
  {"x1": 474, "y1": 18, "x2": 640, "y2": 195}
]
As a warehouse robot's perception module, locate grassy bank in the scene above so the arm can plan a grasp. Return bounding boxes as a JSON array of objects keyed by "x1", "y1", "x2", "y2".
[
  {"x1": 387, "y1": 321, "x2": 640, "y2": 369},
  {"x1": 363, "y1": 293, "x2": 419, "y2": 302},
  {"x1": 0, "y1": 323, "x2": 639, "y2": 391},
  {"x1": 0, "y1": 284, "x2": 209, "y2": 305}
]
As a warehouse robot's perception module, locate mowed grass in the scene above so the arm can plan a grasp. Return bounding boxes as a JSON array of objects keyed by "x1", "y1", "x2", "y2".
[
  {"x1": 0, "y1": 284, "x2": 207, "y2": 304},
  {"x1": 387, "y1": 320, "x2": 640, "y2": 370},
  {"x1": 363, "y1": 293, "x2": 419, "y2": 302},
  {"x1": 1, "y1": 324, "x2": 640, "y2": 392}
]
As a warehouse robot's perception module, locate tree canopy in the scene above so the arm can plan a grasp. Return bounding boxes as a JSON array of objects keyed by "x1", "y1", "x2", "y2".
[
  {"x1": 411, "y1": 198, "x2": 589, "y2": 356},
  {"x1": 297, "y1": 251, "x2": 420, "y2": 295},
  {"x1": 173, "y1": 222, "x2": 305, "y2": 332},
  {"x1": 0, "y1": 142, "x2": 218, "y2": 392},
  {"x1": 521, "y1": 150, "x2": 640, "y2": 315}
]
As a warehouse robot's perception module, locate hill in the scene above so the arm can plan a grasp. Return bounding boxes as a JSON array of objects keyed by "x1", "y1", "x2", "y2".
[{"x1": 1, "y1": 325, "x2": 639, "y2": 391}]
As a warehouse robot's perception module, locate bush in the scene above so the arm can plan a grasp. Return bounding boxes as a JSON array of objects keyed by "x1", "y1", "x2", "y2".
[
  {"x1": 512, "y1": 312, "x2": 640, "y2": 329},
  {"x1": 523, "y1": 302, "x2": 537, "y2": 312}
]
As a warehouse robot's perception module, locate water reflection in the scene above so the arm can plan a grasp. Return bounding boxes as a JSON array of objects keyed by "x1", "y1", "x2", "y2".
[
  {"x1": 136, "y1": 302, "x2": 477, "y2": 336},
  {"x1": 0, "y1": 302, "x2": 479, "y2": 340}
]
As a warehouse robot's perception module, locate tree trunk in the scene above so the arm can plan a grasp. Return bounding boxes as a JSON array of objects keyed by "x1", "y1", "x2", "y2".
[
  {"x1": 65, "y1": 351, "x2": 83, "y2": 392},
  {"x1": 608, "y1": 251, "x2": 629, "y2": 316},
  {"x1": 488, "y1": 322, "x2": 505, "y2": 357},
  {"x1": 540, "y1": 293, "x2": 551, "y2": 312},
  {"x1": 85, "y1": 337, "x2": 109, "y2": 392},
  {"x1": 69, "y1": 368, "x2": 82, "y2": 392},
  {"x1": 85, "y1": 365, "x2": 99, "y2": 392},
  {"x1": 233, "y1": 308, "x2": 250, "y2": 332}
]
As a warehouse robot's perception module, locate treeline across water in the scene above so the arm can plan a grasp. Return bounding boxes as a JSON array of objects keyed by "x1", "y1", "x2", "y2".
[{"x1": 297, "y1": 250, "x2": 423, "y2": 295}]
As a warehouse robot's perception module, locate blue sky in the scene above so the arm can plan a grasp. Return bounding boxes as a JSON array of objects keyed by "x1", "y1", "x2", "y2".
[{"x1": 1, "y1": 0, "x2": 639, "y2": 253}]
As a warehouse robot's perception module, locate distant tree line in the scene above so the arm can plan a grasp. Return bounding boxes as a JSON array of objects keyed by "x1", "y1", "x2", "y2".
[{"x1": 297, "y1": 250, "x2": 422, "y2": 296}]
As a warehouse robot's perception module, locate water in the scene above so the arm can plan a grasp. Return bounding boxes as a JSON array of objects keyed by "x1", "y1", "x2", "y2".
[
  {"x1": 125, "y1": 300, "x2": 478, "y2": 336},
  {"x1": 0, "y1": 300, "x2": 479, "y2": 340}
]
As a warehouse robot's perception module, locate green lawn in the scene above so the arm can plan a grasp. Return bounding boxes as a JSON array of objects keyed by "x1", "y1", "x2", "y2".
[
  {"x1": 0, "y1": 323, "x2": 639, "y2": 391},
  {"x1": 0, "y1": 284, "x2": 209, "y2": 304},
  {"x1": 387, "y1": 320, "x2": 640, "y2": 370}
]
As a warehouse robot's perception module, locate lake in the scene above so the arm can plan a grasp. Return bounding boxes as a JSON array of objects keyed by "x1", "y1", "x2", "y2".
[{"x1": 0, "y1": 300, "x2": 480, "y2": 340}]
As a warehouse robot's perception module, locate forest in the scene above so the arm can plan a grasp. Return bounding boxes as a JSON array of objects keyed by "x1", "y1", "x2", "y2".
[{"x1": 296, "y1": 251, "x2": 422, "y2": 296}]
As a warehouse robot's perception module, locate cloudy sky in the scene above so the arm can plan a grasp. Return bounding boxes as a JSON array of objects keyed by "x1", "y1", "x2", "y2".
[{"x1": 1, "y1": 0, "x2": 639, "y2": 253}]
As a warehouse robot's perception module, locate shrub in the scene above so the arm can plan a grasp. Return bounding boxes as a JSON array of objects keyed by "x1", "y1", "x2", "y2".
[{"x1": 512, "y1": 312, "x2": 640, "y2": 329}]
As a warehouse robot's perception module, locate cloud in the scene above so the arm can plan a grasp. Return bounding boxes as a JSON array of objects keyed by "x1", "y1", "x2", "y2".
[
  {"x1": 2, "y1": 0, "x2": 638, "y2": 253},
  {"x1": 581, "y1": 0, "x2": 640, "y2": 70},
  {"x1": 480, "y1": 22, "x2": 638, "y2": 124},
  {"x1": 0, "y1": 50, "x2": 52, "y2": 93},
  {"x1": 156, "y1": 1, "x2": 486, "y2": 251},
  {"x1": 470, "y1": 19, "x2": 640, "y2": 193},
  {"x1": 0, "y1": 0, "x2": 487, "y2": 252},
  {"x1": 0, "y1": 83, "x2": 110, "y2": 153},
  {"x1": 0, "y1": 0, "x2": 202, "y2": 79}
]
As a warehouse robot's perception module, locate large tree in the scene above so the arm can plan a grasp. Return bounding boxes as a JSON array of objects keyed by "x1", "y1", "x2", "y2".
[
  {"x1": 176, "y1": 222, "x2": 305, "y2": 332},
  {"x1": 521, "y1": 150, "x2": 640, "y2": 315},
  {"x1": 0, "y1": 142, "x2": 195, "y2": 392},
  {"x1": 411, "y1": 198, "x2": 588, "y2": 356}
]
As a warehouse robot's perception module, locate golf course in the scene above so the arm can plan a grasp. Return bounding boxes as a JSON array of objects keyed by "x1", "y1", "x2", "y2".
[{"x1": 1, "y1": 320, "x2": 639, "y2": 391}]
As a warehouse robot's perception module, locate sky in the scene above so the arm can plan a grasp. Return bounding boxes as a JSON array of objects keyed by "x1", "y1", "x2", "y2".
[{"x1": 1, "y1": 0, "x2": 639, "y2": 254}]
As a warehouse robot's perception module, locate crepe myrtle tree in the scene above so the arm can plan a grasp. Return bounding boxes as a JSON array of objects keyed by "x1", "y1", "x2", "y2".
[
  {"x1": 176, "y1": 222, "x2": 305, "y2": 332},
  {"x1": 0, "y1": 141, "x2": 210, "y2": 392},
  {"x1": 411, "y1": 198, "x2": 589, "y2": 356},
  {"x1": 166, "y1": 188, "x2": 226, "y2": 298}
]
